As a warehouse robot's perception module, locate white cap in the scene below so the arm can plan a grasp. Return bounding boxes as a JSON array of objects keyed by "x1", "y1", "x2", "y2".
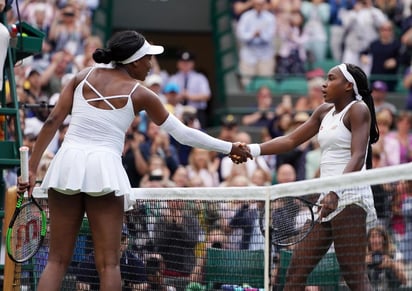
[
  {"x1": 120, "y1": 40, "x2": 164, "y2": 64},
  {"x1": 145, "y1": 74, "x2": 163, "y2": 87}
]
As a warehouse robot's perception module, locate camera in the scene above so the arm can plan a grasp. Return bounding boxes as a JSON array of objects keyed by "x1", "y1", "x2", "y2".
[
  {"x1": 149, "y1": 174, "x2": 163, "y2": 181},
  {"x1": 369, "y1": 251, "x2": 383, "y2": 267}
]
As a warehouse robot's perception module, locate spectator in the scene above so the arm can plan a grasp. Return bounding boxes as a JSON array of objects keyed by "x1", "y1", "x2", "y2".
[
  {"x1": 389, "y1": 111, "x2": 412, "y2": 164},
  {"x1": 275, "y1": 10, "x2": 307, "y2": 76},
  {"x1": 75, "y1": 228, "x2": 148, "y2": 291},
  {"x1": 145, "y1": 74, "x2": 166, "y2": 104},
  {"x1": 328, "y1": 0, "x2": 356, "y2": 62},
  {"x1": 295, "y1": 77, "x2": 324, "y2": 112},
  {"x1": 241, "y1": 85, "x2": 275, "y2": 127},
  {"x1": 275, "y1": 111, "x2": 312, "y2": 181},
  {"x1": 236, "y1": 0, "x2": 276, "y2": 88},
  {"x1": 171, "y1": 165, "x2": 191, "y2": 187},
  {"x1": 218, "y1": 114, "x2": 239, "y2": 143},
  {"x1": 360, "y1": 20, "x2": 402, "y2": 91},
  {"x1": 401, "y1": 63, "x2": 412, "y2": 110},
  {"x1": 366, "y1": 226, "x2": 407, "y2": 290},
  {"x1": 300, "y1": 0, "x2": 330, "y2": 64},
  {"x1": 340, "y1": 0, "x2": 387, "y2": 70},
  {"x1": 373, "y1": 110, "x2": 400, "y2": 167},
  {"x1": 153, "y1": 200, "x2": 202, "y2": 291},
  {"x1": 163, "y1": 82, "x2": 184, "y2": 120},
  {"x1": 73, "y1": 35, "x2": 103, "y2": 73},
  {"x1": 48, "y1": 3, "x2": 90, "y2": 56},
  {"x1": 400, "y1": 180, "x2": 412, "y2": 286},
  {"x1": 220, "y1": 131, "x2": 271, "y2": 183},
  {"x1": 370, "y1": 145, "x2": 394, "y2": 229},
  {"x1": 145, "y1": 254, "x2": 177, "y2": 291},
  {"x1": 186, "y1": 148, "x2": 220, "y2": 187},
  {"x1": 168, "y1": 50, "x2": 211, "y2": 128},
  {"x1": 139, "y1": 120, "x2": 180, "y2": 177},
  {"x1": 371, "y1": 80, "x2": 397, "y2": 116}
]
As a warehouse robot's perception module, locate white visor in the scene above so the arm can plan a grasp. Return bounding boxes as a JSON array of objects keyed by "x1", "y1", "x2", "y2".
[{"x1": 120, "y1": 40, "x2": 164, "y2": 64}]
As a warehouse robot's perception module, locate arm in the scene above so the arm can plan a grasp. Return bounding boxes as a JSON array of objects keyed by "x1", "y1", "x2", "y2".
[
  {"x1": 24, "y1": 74, "x2": 75, "y2": 195},
  {"x1": 250, "y1": 104, "x2": 327, "y2": 157},
  {"x1": 342, "y1": 102, "x2": 371, "y2": 173},
  {"x1": 133, "y1": 87, "x2": 251, "y2": 160}
]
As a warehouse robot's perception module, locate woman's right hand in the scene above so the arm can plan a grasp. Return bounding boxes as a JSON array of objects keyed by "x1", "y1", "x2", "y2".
[{"x1": 229, "y1": 142, "x2": 252, "y2": 164}]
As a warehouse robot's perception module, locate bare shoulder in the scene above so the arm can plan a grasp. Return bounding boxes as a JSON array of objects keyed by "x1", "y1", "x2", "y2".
[
  {"x1": 348, "y1": 101, "x2": 370, "y2": 118},
  {"x1": 312, "y1": 103, "x2": 334, "y2": 120}
]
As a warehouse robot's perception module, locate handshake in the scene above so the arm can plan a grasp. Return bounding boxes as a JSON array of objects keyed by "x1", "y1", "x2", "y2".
[{"x1": 229, "y1": 142, "x2": 255, "y2": 164}]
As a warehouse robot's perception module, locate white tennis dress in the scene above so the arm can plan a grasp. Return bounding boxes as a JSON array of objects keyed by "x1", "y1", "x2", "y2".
[
  {"x1": 317, "y1": 100, "x2": 377, "y2": 223},
  {"x1": 40, "y1": 67, "x2": 137, "y2": 210}
]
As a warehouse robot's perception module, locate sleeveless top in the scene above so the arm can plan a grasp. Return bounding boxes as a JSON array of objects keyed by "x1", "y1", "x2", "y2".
[
  {"x1": 316, "y1": 101, "x2": 377, "y2": 223},
  {"x1": 41, "y1": 67, "x2": 138, "y2": 210}
]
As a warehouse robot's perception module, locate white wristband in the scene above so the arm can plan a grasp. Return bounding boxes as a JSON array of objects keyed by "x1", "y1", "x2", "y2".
[{"x1": 249, "y1": 143, "x2": 261, "y2": 157}]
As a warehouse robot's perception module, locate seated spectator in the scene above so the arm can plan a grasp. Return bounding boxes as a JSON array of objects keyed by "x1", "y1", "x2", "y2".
[
  {"x1": 145, "y1": 254, "x2": 177, "y2": 291},
  {"x1": 189, "y1": 227, "x2": 229, "y2": 284},
  {"x1": 75, "y1": 228, "x2": 148, "y2": 291},
  {"x1": 186, "y1": 148, "x2": 220, "y2": 187},
  {"x1": 241, "y1": 85, "x2": 276, "y2": 127},
  {"x1": 153, "y1": 200, "x2": 202, "y2": 291},
  {"x1": 145, "y1": 74, "x2": 166, "y2": 104},
  {"x1": 295, "y1": 77, "x2": 324, "y2": 112},
  {"x1": 73, "y1": 35, "x2": 103, "y2": 72},
  {"x1": 373, "y1": 110, "x2": 400, "y2": 167},
  {"x1": 163, "y1": 82, "x2": 184, "y2": 120},
  {"x1": 371, "y1": 81, "x2": 397, "y2": 117},
  {"x1": 387, "y1": 111, "x2": 412, "y2": 164},
  {"x1": 220, "y1": 131, "x2": 271, "y2": 184},
  {"x1": 400, "y1": 180, "x2": 412, "y2": 286},
  {"x1": 366, "y1": 226, "x2": 407, "y2": 290}
]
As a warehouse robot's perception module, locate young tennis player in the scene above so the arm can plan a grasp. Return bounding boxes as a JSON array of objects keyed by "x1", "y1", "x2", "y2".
[
  {"x1": 16, "y1": 30, "x2": 251, "y2": 291},
  {"x1": 237, "y1": 63, "x2": 379, "y2": 290}
]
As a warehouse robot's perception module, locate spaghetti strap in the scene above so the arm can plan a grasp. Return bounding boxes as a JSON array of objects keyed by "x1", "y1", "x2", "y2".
[{"x1": 129, "y1": 82, "x2": 140, "y2": 96}]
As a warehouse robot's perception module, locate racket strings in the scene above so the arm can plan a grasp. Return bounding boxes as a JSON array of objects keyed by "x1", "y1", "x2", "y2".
[
  {"x1": 270, "y1": 197, "x2": 314, "y2": 246},
  {"x1": 10, "y1": 203, "x2": 43, "y2": 261}
]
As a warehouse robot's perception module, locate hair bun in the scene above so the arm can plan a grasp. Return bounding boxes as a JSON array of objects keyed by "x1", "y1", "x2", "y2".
[{"x1": 92, "y1": 48, "x2": 113, "y2": 64}]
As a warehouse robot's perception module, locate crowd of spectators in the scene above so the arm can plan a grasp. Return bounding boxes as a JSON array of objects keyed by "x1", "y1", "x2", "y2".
[{"x1": 1, "y1": 0, "x2": 412, "y2": 290}]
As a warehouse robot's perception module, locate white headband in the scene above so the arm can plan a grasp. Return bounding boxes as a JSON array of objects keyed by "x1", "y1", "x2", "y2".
[
  {"x1": 337, "y1": 64, "x2": 362, "y2": 101},
  {"x1": 120, "y1": 40, "x2": 164, "y2": 64}
]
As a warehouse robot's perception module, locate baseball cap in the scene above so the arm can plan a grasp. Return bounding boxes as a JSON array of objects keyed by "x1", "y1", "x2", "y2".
[
  {"x1": 164, "y1": 82, "x2": 180, "y2": 94},
  {"x1": 372, "y1": 81, "x2": 388, "y2": 92},
  {"x1": 145, "y1": 74, "x2": 163, "y2": 87},
  {"x1": 221, "y1": 114, "x2": 238, "y2": 127},
  {"x1": 178, "y1": 50, "x2": 195, "y2": 61}
]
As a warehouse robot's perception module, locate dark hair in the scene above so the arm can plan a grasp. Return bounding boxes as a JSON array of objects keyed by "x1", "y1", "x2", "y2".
[
  {"x1": 92, "y1": 30, "x2": 145, "y2": 64},
  {"x1": 346, "y1": 63, "x2": 379, "y2": 169}
]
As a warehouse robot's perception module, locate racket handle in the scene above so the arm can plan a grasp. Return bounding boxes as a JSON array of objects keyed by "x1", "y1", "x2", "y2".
[{"x1": 19, "y1": 146, "x2": 29, "y2": 183}]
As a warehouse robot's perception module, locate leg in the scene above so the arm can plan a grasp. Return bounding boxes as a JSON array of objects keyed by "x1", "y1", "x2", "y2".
[
  {"x1": 37, "y1": 189, "x2": 85, "y2": 291},
  {"x1": 284, "y1": 222, "x2": 333, "y2": 291},
  {"x1": 331, "y1": 205, "x2": 372, "y2": 291},
  {"x1": 85, "y1": 192, "x2": 124, "y2": 291}
]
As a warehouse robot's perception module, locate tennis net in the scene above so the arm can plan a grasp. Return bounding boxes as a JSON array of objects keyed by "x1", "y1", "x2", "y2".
[{"x1": 5, "y1": 162, "x2": 412, "y2": 291}]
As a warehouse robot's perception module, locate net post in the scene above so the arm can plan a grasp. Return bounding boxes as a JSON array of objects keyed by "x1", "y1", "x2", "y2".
[
  {"x1": 3, "y1": 186, "x2": 20, "y2": 290},
  {"x1": 264, "y1": 188, "x2": 271, "y2": 291}
]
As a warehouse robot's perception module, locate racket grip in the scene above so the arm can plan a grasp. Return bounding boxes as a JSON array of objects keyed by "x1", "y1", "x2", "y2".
[{"x1": 19, "y1": 146, "x2": 29, "y2": 183}]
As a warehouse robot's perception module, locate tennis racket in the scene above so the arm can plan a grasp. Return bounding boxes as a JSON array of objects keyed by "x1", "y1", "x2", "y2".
[
  {"x1": 6, "y1": 146, "x2": 47, "y2": 263},
  {"x1": 259, "y1": 194, "x2": 320, "y2": 247}
]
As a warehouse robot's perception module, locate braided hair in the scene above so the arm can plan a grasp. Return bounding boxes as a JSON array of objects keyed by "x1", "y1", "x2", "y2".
[{"x1": 346, "y1": 63, "x2": 379, "y2": 169}]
